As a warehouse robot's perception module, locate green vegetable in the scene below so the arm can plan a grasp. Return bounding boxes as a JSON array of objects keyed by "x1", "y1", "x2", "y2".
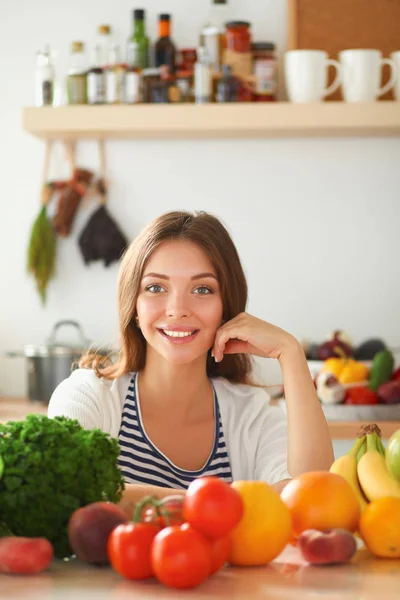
[
  {"x1": 0, "y1": 415, "x2": 125, "y2": 558},
  {"x1": 369, "y1": 349, "x2": 395, "y2": 391},
  {"x1": 0, "y1": 455, "x2": 3, "y2": 480},
  {"x1": 0, "y1": 522, "x2": 14, "y2": 538},
  {"x1": 26, "y1": 205, "x2": 57, "y2": 304}
]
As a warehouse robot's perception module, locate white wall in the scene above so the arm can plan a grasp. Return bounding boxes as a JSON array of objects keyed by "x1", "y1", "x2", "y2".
[{"x1": 1, "y1": 0, "x2": 400, "y2": 396}]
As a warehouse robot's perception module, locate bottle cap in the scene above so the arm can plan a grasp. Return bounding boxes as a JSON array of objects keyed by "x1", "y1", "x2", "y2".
[
  {"x1": 71, "y1": 41, "x2": 84, "y2": 52},
  {"x1": 98, "y1": 25, "x2": 111, "y2": 35},
  {"x1": 159, "y1": 13, "x2": 171, "y2": 21},
  {"x1": 133, "y1": 9, "x2": 145, "y2": 20}
]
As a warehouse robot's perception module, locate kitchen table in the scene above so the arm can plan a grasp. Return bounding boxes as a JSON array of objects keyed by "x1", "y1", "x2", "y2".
[{"x1": 2, "y1": 545, "x2": 399, "y2": 600}]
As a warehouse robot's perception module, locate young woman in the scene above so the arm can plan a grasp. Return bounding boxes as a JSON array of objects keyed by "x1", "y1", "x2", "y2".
[{"x1": 48, "y1": 210, "x2": 333, "y2": 514}]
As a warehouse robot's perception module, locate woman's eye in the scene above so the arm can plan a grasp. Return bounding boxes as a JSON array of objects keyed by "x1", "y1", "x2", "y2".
[
  {"x1": 146, "y1": 284, "x2": 165, "y2": 293},
  {"x1": 194, "y1": 286, "x2": 213, "y2": 295}
]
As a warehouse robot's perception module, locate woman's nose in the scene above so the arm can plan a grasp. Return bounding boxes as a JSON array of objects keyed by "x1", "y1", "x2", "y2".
[{"x1": 165, "y1": 292, "x2": 192, "y2": 319}]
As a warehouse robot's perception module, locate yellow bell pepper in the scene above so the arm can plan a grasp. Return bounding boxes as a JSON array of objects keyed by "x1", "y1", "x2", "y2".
[{"x1": 321, "y1": 358, "x2": 369, "y2": 385}]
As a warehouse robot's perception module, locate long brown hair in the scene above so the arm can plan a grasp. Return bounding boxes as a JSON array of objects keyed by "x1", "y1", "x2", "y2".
[{"x1": 81, "y1": 210, "x2": 256, "y2": 384}]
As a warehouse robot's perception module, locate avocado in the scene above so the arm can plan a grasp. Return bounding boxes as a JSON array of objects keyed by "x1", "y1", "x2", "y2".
[{"x1": 353, "y1": 338, "x2": 387, "y2": 360}]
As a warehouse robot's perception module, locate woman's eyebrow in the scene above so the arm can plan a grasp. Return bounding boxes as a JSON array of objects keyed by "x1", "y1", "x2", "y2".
[{"x1": 142, "y1": 272, "x2": 218, "y2": 281}]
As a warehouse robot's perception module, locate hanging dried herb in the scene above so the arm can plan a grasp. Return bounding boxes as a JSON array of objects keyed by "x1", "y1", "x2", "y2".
[{"x1": 26, "y1": 205, "x2": 56, "y2": 304}]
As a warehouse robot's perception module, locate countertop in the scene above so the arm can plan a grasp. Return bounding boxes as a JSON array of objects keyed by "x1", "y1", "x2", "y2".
[
  {"x1": 2, "y1": 545, "x2": 400, "y2": 599},
  {"x1": 1, "y1": 397, "x2": 399, "y2": 439}
]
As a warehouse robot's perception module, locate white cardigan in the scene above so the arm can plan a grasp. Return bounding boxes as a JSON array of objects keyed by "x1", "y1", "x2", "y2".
[{"x1": 48, "y1": 369, "x2": 290, "y2": 486}]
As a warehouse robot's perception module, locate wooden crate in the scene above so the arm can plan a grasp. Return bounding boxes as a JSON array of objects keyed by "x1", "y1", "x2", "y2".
[{"x1": 287, "y1": 0, "x2": 400, "y2": 99}]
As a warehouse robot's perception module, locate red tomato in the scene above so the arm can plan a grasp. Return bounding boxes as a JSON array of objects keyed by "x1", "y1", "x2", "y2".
[
  {"x1": 344, "y1": 387, "x2": 378, "y2": 405},
  {"x1": 393, "y1": 367, "x2": 400, "y2": 383},
  {"x1": 209, "y1": 535, "x2": 232, "y2": 575},
  {"x1": 183, "y1": 476, "x2": 244, "y2": 540},
  {"x1": 151, "y1": 524, "x2": 212, "y2": 589},
  {"x1": 107, "y1": 522, "x2": 159, "y2": 580},
  {"x1": 142, "y1": 495, "x2": 185, "y2": 529}
]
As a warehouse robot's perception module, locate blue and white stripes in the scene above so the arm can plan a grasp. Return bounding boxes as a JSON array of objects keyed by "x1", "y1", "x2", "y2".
[{"x1": 118, "y1": 373, "x2": 233, "y2": 489}]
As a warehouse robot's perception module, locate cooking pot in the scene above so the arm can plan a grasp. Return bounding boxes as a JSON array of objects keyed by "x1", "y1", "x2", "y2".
[{"x1": 7, "y1": 320, "x2": 106, "y2": 404}]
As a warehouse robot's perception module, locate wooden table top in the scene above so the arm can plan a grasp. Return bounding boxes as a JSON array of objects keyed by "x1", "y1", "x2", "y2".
[{"x1": 1, "y1": 545, "x2": 399, "y2": 599}]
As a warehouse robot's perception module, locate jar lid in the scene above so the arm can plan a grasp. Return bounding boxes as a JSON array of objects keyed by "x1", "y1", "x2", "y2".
[
  {"x1": 225, "y1": 21, "x2": 251, "y2": 29},
  {"x1": 98, "y1": 24, "x2": 111, "y2": 35},
  {"x1": 252, "y1": 42, "x2": 276, "y2": 51},
  {"x1": 71, "y1": 41, "x2": 84, "y2": 52}
]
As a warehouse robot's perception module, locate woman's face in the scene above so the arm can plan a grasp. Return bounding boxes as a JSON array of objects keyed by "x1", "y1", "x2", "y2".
[{"x1": 136, "y1": 239, "x2": 224, "y2": 365}]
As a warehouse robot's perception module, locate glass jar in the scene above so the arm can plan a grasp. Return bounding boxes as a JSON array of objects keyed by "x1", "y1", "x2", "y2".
[
  {"x1": 225, "y1": 21, "x2": 251, "y2": 54},
  {"x1": 223, "y1": 21, "x2": 253, "y2": 101},
  {"x1": 142, "y1": 67, "x2": 162, "y2": 102},
  {"x1": 252, "y1": 42, "x2": 277, "y2": 102}
]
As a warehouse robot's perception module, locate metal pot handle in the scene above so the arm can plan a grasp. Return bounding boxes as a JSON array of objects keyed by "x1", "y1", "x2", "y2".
[{"x1": 47, "y1": 320, "x2": 90, "y2": 347}]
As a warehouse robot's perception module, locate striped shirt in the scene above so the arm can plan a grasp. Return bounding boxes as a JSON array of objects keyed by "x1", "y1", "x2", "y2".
[{"x1": 117, "y1": 373, "x2": 233, "y2": 489}]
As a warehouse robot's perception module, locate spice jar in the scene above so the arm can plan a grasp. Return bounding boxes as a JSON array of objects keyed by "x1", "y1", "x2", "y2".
[
  {"x1": 252, "y1": 42, "x2": 277, "y2": 101},
  {"x1": 142, "y1": 67, "x2": 162, "y2": 102},
  {"x1": 223, "y1": 21, "x2": 253, "y2": 101}
]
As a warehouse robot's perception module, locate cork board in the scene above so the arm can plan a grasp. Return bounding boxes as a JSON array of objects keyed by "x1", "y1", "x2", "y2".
[{"x1": 287, "y1": 0, "x2": 400, "y2": 99}]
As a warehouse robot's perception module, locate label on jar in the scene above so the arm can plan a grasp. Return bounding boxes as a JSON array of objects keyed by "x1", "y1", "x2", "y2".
[
  {"x1": 124, "y1": 71, "x2": 141, "y2": 103},
  {"x1": 254, "y1": 58, "x2": 277, "y2": 95},
  {"x1": 87, "y1": 72, "x2": 105, "y2": 104},
  {"x1": 106, "y1": 69, "x2": 125, "y2": 104},
  {"x1": 222, "y1": 49, "x2": 252, "y2": 80}
]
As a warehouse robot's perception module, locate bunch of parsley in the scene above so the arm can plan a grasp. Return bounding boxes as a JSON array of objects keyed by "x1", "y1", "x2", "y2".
[{"x1": 0, "y1": 415, "x2": 125, "y2": 557}]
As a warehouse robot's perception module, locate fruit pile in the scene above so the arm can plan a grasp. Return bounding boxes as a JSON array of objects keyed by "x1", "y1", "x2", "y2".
[
  {"x1": 330, "y1": 423, "x2": 400, "y2": 558},
  {"x1": 307, "y1": 331, "x2": 400, "y2": 405},
  {"x1": 3, "y1": 428, "x2": 400, "y2": 582}
]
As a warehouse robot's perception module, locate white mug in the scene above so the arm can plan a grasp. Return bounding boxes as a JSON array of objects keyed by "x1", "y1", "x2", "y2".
[
  {"x1": 390, "y1": 51, "x2": 400, "y2": 100},
  {"x1": 284, "y1": 50, "x2": 342, "y2": 103},
  {"x1": 339, "y1": 49, "x2": 397, "y2": 102}
]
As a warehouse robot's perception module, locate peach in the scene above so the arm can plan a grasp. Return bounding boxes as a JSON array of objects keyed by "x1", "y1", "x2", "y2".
[
  {"x1": 297, "y1": 528, "x2": 357, "y2": 565},
  {"x1": 68, "y1": 501, "x2": 128, "y2": 564}
]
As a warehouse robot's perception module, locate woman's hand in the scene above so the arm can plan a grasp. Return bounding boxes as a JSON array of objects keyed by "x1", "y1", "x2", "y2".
[{"x1": 212, "y1": 312, "x2": 299, "y2": 363}]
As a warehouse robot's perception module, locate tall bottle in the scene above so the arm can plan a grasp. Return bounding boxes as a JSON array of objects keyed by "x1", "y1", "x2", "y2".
[
  {"x1": 194, "y1": 47, "x2": 212, "y2": 104},
  {"x1": 155, "y1": 14, "x2": 177, "y2": 75},
  {"x1": 87, "y1": 45, "x2": 105, "y2": 105},
  {"x1": 97, "y1": 25, "x2": 112, "y2": 69},
  {"x1": 200, "y1": 0, "x2": 229, "y2": 74},
  {"x1": 128, "y1": 9, "x2": 149, "y2": 69},
  {"x1": 66, "y1": 41, "x2": 87, "y2": 104},
  {"x1": 125, "y1": 42, "x2": 141, "y2": 104},
  {"x1": 35, "y1": 45, "x2": 54, "y2": 106},
  {"x1": 105, "y1": 44, "x2": 125, "y2": 104}
]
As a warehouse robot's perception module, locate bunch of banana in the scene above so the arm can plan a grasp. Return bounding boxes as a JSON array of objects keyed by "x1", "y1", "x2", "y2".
[
  {"x1": 330, "y1": 433, "x2": 369, "y2": 513},
  {"x1": 357, "y1": 424, "x2": 400, "y2": 501}
]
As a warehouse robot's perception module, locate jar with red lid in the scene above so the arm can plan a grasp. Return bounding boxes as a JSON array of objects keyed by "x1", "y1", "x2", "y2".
[
  {"x1": 252, "y1": 42, "x2": 278, "y2": 101},
  {"x1": 223, "y1": 21, "x2": 253, "y2": 101}
]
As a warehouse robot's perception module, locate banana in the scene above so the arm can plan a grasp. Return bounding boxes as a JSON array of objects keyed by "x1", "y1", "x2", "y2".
[
  {"x1": 330, "y1": 436, "x2": 369, "y2": 513},
  {"x1": 357, "y1": 432, "x2": 400, "y2": 501}
]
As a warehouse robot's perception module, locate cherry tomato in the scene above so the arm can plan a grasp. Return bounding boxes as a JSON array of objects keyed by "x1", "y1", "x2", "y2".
[
  {"x1": 142, "y1": 495, "x2": 185, "y2": 529},
  {"x1": 107, "y1": 522, "x2": 159, "y2": 580},
  {"x1": 183, "y1": 476, "x2": 244, "y2": 540},
  {"x1": 151, "y1": 524, "x2": 212, "y2": 589}
]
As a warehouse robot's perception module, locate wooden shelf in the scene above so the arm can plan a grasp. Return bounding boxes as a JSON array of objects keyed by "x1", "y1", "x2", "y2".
[{"x1": 22, "y1": 102, "x2": 400, "y2": 140}]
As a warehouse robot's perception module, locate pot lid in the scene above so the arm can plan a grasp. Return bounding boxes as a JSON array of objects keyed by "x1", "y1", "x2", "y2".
[
  {"x1": 23, "y1": 344, "x2": 85, "y2": 358},
  {"x1": 23, "y1": 320, "x2": 90, "y2": 358}
]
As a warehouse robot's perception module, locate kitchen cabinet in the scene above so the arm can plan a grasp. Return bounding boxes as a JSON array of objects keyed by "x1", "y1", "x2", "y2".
[
  {"x1": 23, "y1": 102, "x2": 400, "y2": 140},
  {"x1": 2, "y1": 544, "x2": 399, "y2": 599}
]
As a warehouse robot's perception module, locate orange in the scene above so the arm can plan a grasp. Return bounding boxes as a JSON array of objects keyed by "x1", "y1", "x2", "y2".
[
  {"x1": 359, "y1": 497, "x2": 400, "y2": 558},
  {"x1": 280, "y1": 471, "x2": 360, "y2": 538},
  {"x1": 229, "y1": 481, "x2": 292, "y2": 566}
]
